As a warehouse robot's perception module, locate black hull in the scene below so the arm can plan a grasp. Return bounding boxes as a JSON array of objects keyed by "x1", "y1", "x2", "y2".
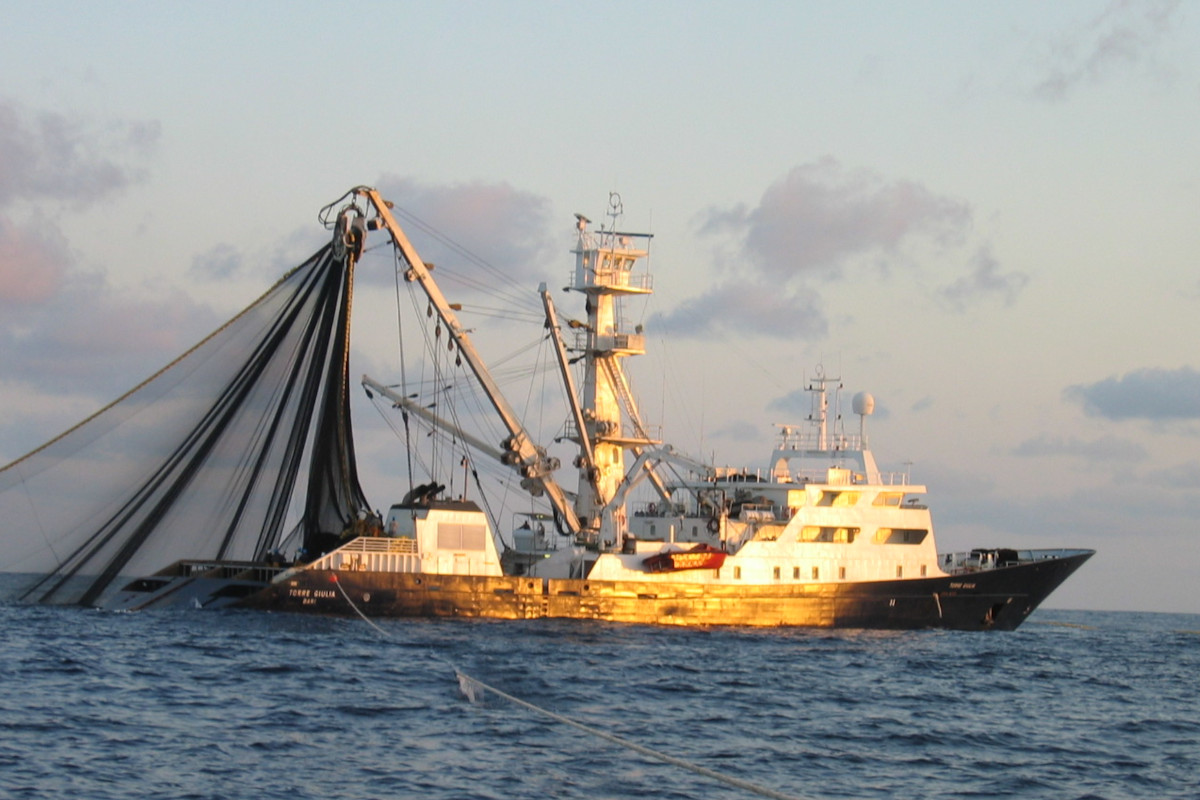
[{"x1": 235, "y1": 550, "x2": 1093, "y2": 631}]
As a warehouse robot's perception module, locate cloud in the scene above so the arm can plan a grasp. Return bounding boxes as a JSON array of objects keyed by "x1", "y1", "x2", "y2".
[
  {"x1": 697, "y1": 158, "x2": 972, "y2": 281},
  {"x1": 1065, "y1": 366, "x2": 1200, "y2": 420},
  {"x1": 658, "y1": 160, "x2": 988, "y2": 340},
  {"x1": 0, "y1": 98, "x2": 159, "y2": 210},
  {"x1": 190, "y1": 243, "x2": 243, "y2": 281},
  {"x1": 649, "y1": 279, "x2": 827, "y2": 340},
  {"x1": 0, "y1": 278, "x2": 220, "y2": 398},
  {"x1": 1144, "y1": 460, "x2": 1200, "y2": 490},
  {"x1": 0, "y1": 215, "x2": 71, "y2": 306},
  {"x1": 373, "y1": 176, "x2": 556, "y2": 291},
  {"x1": 1011, "y1": 433, "x2": 1147, "y2": 461},
  {"x1": 1032, "y1": 0, "x2": 1182, "y2": 101},
  {"x1": 707, "y1": 419, "x2": 763, "y2": 444},
  {"x1": 0, "y1": 98, "x2": 160, "y2": 314},
  {"x1": 939, "y1": 246, "x2": 1029, "y2": 309}
]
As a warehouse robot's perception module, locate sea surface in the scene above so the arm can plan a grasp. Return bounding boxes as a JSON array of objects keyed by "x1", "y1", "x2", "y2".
[{"x1": 0, "y1": 602, "x2": 1196, "y2": 800}]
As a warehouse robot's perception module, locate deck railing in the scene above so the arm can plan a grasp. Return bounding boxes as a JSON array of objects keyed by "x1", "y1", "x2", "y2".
[{"x1": 305, "y1": 536, "x2": 421, "y2": 573}]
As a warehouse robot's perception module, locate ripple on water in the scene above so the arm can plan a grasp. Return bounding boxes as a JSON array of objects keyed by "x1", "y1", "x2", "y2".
[{"x1": 1, "y1": 607, "x2": 1198, "y2": 800}]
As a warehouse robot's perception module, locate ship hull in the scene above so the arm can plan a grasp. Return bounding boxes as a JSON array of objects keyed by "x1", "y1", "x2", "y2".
[{"x1": 237, "y1": 550, "x2": 1093, "y2": 631}]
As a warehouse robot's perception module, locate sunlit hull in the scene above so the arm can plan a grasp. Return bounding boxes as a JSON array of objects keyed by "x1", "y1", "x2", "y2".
[{"x1": 231, "y1": 549, "x2": 1093, "y2": 631}]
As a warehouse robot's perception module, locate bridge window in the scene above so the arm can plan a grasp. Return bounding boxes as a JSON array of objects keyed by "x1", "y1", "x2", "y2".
[
  {"x1": 873, "y1": 528, "x2": 929, "y2": 545},
  {"x1": 873, "y1": 492, "x2": 903, "y2": 507},
  {"x1": 818, "y1": 491, "x2": 861, "y2": 507},
  {"x1": 800, "y1": 526, "x2": 859, "y2": 543}
]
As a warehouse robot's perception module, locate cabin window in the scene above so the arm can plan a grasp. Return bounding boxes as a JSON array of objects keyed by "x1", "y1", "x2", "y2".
[
  {"x1": 437, "y1": 523, "x2": 487, "y2": 551},
  {"x1": 811, "y1": 566, "x2": 819, "y2": 580},
  {"x1": 873, "y1": 528, "x2": 929, "y2": 545},
  {"x1": 773, "y1": 566, "x2": 780, "y2": 580},
  {"x1": 818, "y1": 491, "x2": 861, "y2": 507},
  {"x1": 793, "y1": 566, "x2": 800, "y2": 579},
  {"x1": 896, "y1": 565, "x2": 903, "y2": 578},
  {"x1": 873, "y1": 493, "x2": 903, "y2": 507},
  {"x1": 838, "y1": 566, "x2": 846, "y2": 580},
  {"x1": 754, "y1": 524, "x2": 784, "y2": 542},
  {"x1": 649, "y1": 524, "x2": 656, "y2": 537},
  {"x1": 734, "y1": 566, "x2": 742, "y2": 580},
  {"x1": 920, "y1": 564, "x2": 927, "y2": 577},
  {"x1": 800, "y1": 526, "x2": 858, "y2": 543},
  {"x1": 692, "y1": 525, "x2": 699, "y2": 536}
]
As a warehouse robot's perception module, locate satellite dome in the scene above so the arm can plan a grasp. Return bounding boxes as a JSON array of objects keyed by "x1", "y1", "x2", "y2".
[{"x1": 852, "y1": 391, "x2": 875, "y2": 416}]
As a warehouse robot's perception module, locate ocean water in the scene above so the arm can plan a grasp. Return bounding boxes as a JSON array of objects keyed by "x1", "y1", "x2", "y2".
[{"x1": 0, "y1": 603, "x2": 1196, "y2": 800}]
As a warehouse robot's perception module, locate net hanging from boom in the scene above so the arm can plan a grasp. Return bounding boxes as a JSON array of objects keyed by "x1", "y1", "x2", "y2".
[{"x1": 0, "y1": 226, "x2": 369, "y2": 606}]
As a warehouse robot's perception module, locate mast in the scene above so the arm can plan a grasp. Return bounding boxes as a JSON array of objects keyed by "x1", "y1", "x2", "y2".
[
  {"x1": 358, "y1": 188, "x2": 582, "y2": 532},
  {"x1": 568, "y1": 194, "x2": 658, "y2": 549}
]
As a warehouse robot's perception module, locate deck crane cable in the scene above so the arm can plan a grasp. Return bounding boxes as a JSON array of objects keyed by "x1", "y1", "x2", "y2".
[
  {"x1": 331, "y1": 579, "x2": 811, "y2": 800},
  {"x1": 391, "y1": 240, "x2": 416, "y2": 497}
]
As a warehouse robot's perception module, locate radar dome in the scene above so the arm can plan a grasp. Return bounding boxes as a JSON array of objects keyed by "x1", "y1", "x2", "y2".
[{"x1": 852, "y1": 391, "x2": 875, "y2": 416}]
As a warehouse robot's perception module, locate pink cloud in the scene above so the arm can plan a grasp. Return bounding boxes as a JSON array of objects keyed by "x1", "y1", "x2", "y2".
[{"x1": 0, "y1": 215, "x2": 70, "y2": 306}]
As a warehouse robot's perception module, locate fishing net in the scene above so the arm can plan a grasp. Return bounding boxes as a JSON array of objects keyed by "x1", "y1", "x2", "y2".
[{"x1": 0, "y1": 234, "x2": 369, "y2": 606}]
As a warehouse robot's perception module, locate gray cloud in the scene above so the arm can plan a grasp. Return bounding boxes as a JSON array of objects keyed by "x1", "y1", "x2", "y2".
[
  {"x1": 1143, "y1": 459, "x2": 1200, "y2": 489},
  {"x1": 0, "y1": 98, "x2": 159, "y2": 210},
  {"x1": 658, "y1": 159, "x2": 984, "y2": 340},
  {"x1": 939, "y1": 246, "x2": 1029, "y2": 310},
  {"x1": 0, "y1": 270, "x2": 220, "y2": 398},
  {"x1": 373, "y1": 176, "x2": 556, "y2": 291},
  {"x1": 697, "y1": 158, "x2": 972, "y2": 281},
  {"x1": 1012, "y1": 433, "x2": 1147, "y2": 461},
  {"x1": 707, "y1": 419, "x2": 764, "y2": 444},
  {"x1": 1065, "y1": 366, "x2": 1200, "y2": 420},
  {"x1": 1032, "y1": 0, "x2": 1182, "y2": 101},
  {"x1": 649, "y1": 280, "x2": 826, "y2": 340},
  {"x1": 190, "y1": 243, "x2": 244, "y2": 281}
]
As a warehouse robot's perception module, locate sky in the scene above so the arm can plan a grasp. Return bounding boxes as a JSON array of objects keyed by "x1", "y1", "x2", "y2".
[{"x1": 2, "y1": 0, "x2": 1199, "y2": 614}]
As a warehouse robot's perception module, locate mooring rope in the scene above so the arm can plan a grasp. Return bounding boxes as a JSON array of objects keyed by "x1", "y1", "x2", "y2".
[{"x1": 330, "y1": 576, "x2": 808, "y2": 800}]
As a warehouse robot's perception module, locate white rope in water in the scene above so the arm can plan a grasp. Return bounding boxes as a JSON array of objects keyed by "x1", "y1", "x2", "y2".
[{"x1": 330, "y1": 576, "x2": 808, "y2": 800}]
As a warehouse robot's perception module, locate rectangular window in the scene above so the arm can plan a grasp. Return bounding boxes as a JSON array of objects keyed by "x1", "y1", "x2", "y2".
[
  {"x1": 896, "y1": 565, "x2": 903, "y2": 578},
  {"x1": 920, "y1": 565, "x2": 927, "y2": 577},
  {"x1": 793, "y1": 566, "x2": 800, "y2": 579},
  {"x1": 773, "y1": 566, "x2": 780, "y2": 580},
  {"x1": 800, "y1": 526, "x2": 859, "y2": 543},
  {"x1": 838, "y1": 566, "x2": 846, "y2": 580},
  {"x1": 734, "y1": 566, "x2": 742, "y2": 580},
  {"x1": 873, "y1": 528, "x2": 929, "y2": 545},
  {"x1": 811, "y1": 566, "x2": 819, "y2": 580},
  {"x1": 818, "y1": 491, "x2": 861, "y2": 507},
  {"x1": 437, "y1": 523, "x2": 487, "y2": 551}
]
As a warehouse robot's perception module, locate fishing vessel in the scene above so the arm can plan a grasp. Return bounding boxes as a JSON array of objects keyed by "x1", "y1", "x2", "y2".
[{"x1": 4, "y1": 187, "x2": 1092, "y2": 629}]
